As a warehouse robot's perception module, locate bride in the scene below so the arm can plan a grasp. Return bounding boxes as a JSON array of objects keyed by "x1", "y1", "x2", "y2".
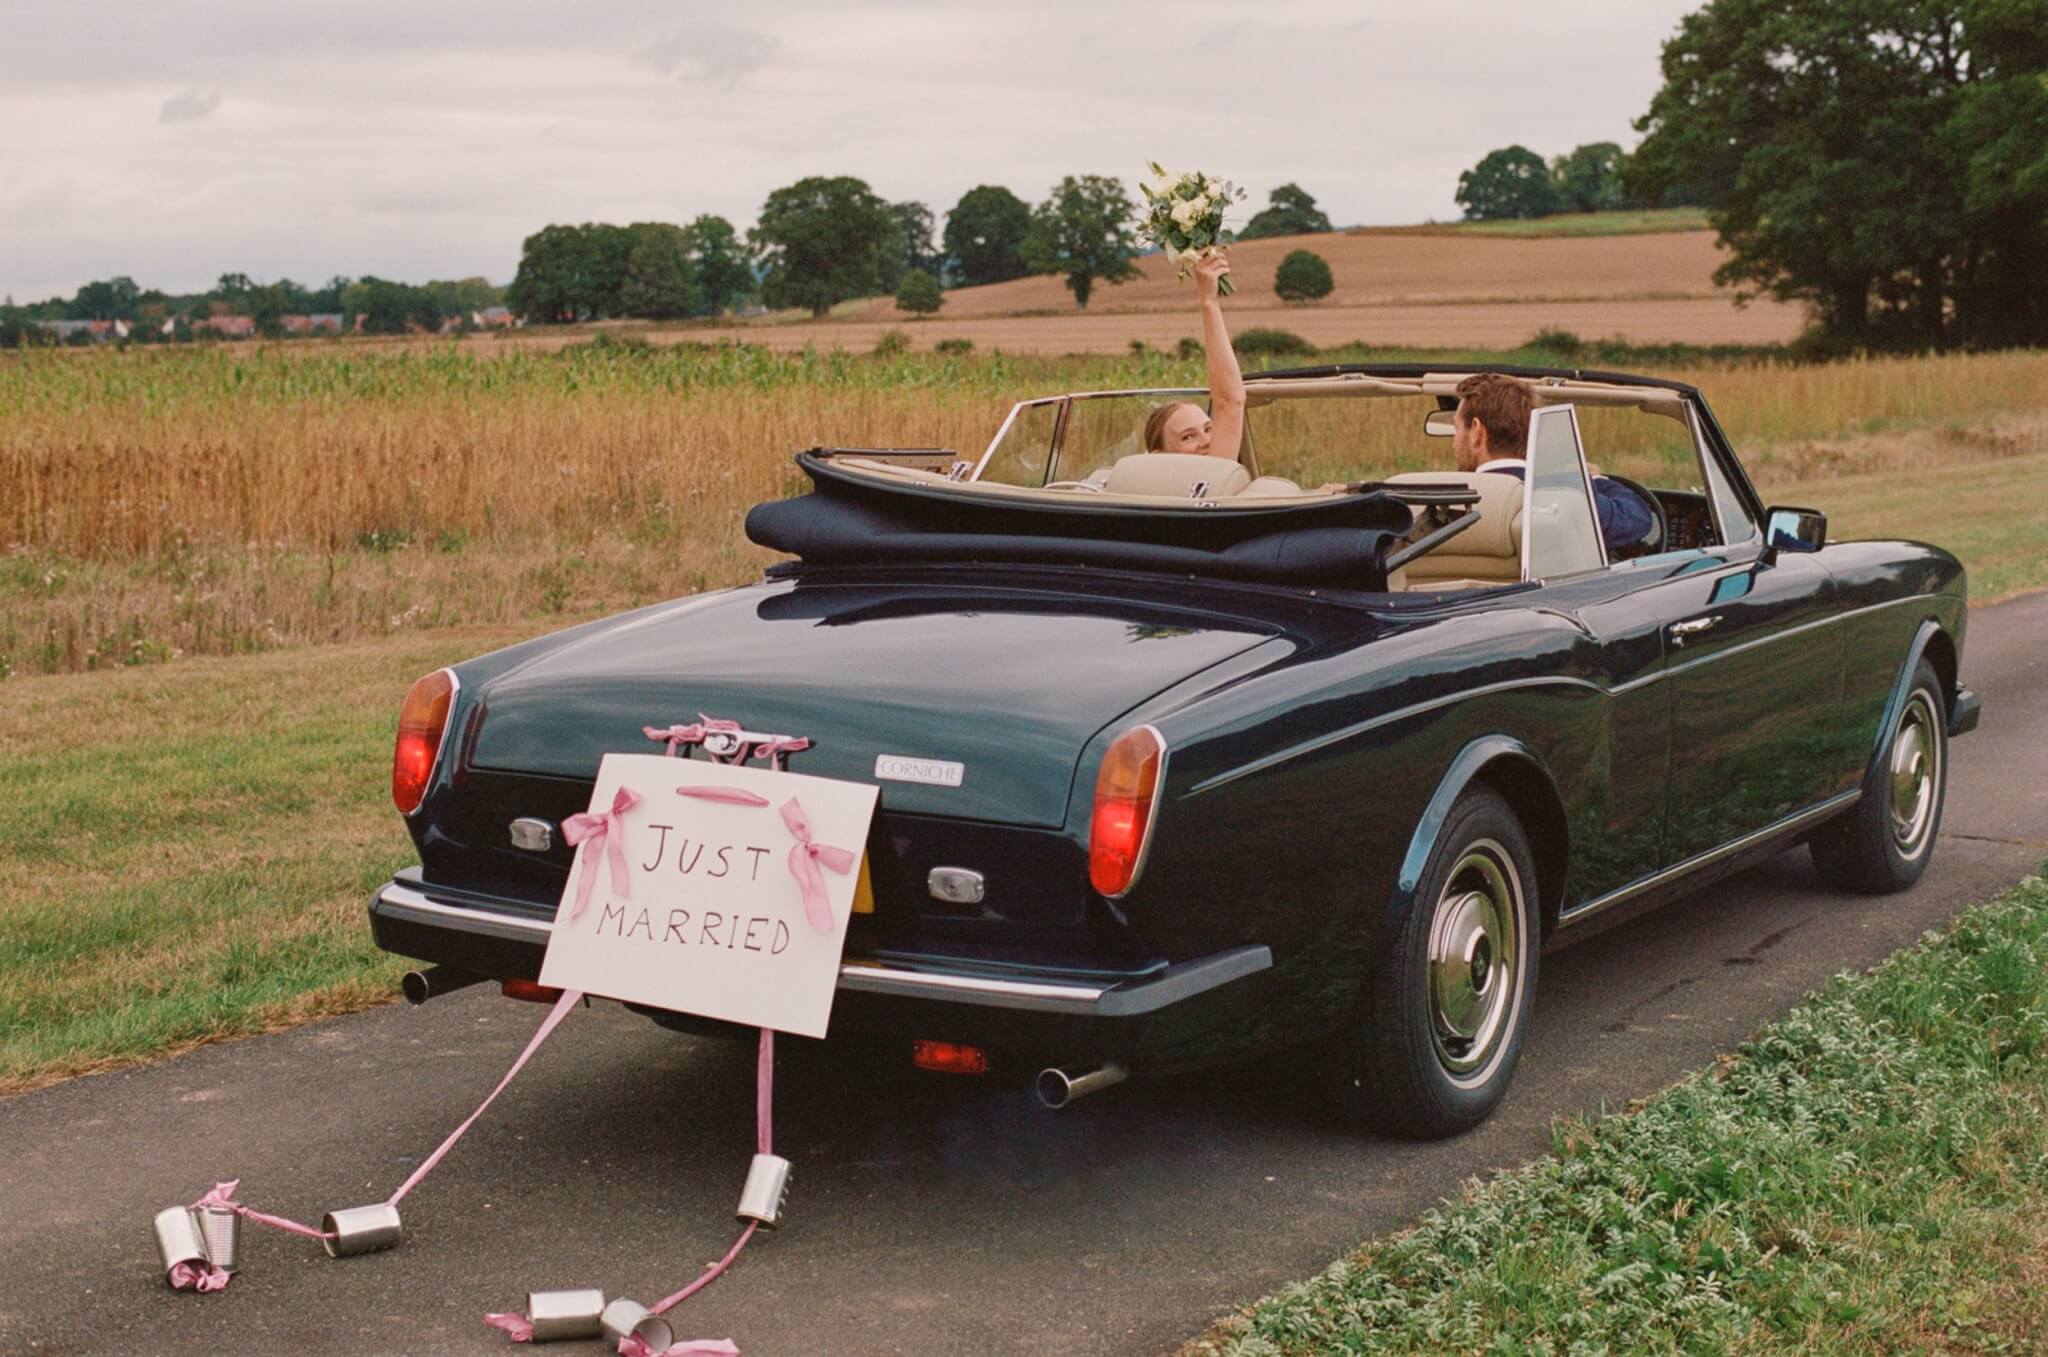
[{"x1": 1140, "y1": 251, "x2": 1245, "y2": 462}]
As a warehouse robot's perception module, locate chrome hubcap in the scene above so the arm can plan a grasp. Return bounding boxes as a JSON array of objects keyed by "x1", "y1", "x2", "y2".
[
  {"x1": 1889, "y1": 692, "x2": 1940, "y2": 859},
  {"x1": 1428, "y1": 843, "x2": 1522, "y2": 1086}
]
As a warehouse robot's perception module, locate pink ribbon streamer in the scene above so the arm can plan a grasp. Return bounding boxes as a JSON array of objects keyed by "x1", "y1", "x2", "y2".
[
  {"x1": 779, "y1": 798, "x2": 853, "y2": 934},
  {"x1": 562, "y1": 787, "x2": 641, "y2": 921},
  {"x1": 388, "y1": 987, "x2": 583, "y2": 1205},
  {"x1": 676, "y1": 786, "x2": 771, "y2": 806},
  {"x1": 619, "y1": 1337, "x2": 740, "y2": 1357},
  {"x1": 643, "y1": 718, "x2": 741, "y2": 756},
  {"x1": 191, "y1": 1180, "x2": 335, "y2": 1243},
  {"x1": 168, "y1": 1259, "x2": 231, "y2": 1292},
  {"x1": 482, "y1": 1313, "x2": 534, "y2": 1342}
]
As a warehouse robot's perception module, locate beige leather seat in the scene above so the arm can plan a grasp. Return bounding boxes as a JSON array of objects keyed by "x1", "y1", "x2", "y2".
[
  {"x1": 1102, "y1": 452, "x2": 1252, "y2": 499},
  {"x1": 1380, "y1": 471, "x2": 1524, "y2": 588}
]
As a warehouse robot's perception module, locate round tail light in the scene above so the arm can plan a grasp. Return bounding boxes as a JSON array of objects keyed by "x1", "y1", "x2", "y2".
[
  {"x1": 392, "y1": 668, "x2": 458, "y2": 815},
  {"x1": 1088, "y1": 725, "x2": 1165, "y2": 897}
]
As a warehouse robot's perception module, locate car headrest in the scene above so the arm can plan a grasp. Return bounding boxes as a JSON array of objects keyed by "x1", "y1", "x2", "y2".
[
  {"x1": 1380, "y1": 470, "x2": 1525, "y2": 557},
  {"x1": 1102, "y1": 452, "x2": 1253, "y2": 499}
]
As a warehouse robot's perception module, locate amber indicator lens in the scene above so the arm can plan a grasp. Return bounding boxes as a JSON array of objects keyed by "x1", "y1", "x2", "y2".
[
  {"x1": 1089, "y1": 726, "x2": 1163, "y2": 897},
  {"x1": 912, "y1": 1040, "x2": 990, "y2": 1074},
  {"x1": 392, "y1": 668, "x2": 456, "y2": 815}
]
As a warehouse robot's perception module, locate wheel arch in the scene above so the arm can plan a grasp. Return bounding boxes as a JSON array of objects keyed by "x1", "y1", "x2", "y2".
[
  {"x1": 1391, "y1": 735, "x2": 1569, "y2": 940},
  {"x1": 1873, "y1": 619, "x2": 1956, "y2": 773}
]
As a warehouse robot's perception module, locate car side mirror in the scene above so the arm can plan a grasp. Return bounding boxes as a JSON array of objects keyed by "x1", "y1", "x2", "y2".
[
  {"x1": 1763, "y1": 506, "x2": 1826, "y2": 556},
  {"x1": 1424, "y1": 410, "x2": 1456, "y2": 437}
]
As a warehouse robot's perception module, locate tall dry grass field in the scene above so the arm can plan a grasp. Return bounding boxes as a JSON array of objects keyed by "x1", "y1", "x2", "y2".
[{"x1": 3, "y1": 343, "x2": 2044, "y2": 676}]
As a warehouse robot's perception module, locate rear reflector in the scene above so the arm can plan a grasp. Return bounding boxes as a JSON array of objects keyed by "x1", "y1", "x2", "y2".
[
  {"x1": 502, "y1": 979, "x2": 563, "y2": 1004},
  {"x1": 1088, "y1": 725, "x2": 1165, "y2": 897},
  {"x1": 911, "y1": 1040, "x2": 989, "y2": 1075}
]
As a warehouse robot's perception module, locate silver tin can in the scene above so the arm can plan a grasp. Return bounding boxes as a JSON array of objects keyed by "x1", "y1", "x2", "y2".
[
  {"x1": 153, "y1": 1206, "x2": 207, "y2": 1283},
  {"x1": 194, "y1": 1205, "x2": 242, "y2": 1272},
  {"x1": 735, "y1": 1152, "x2": 792, "y2": 1228},
  {"x1": 525, "y1": 1288, "x2": 607, "y2": 1341},
  {"x1": 600, "y1": 1298, "x2": 653, "y2": 1347},
  {"x1": 320, "y1": 1203, "x2": 403, "y2": 1258}
]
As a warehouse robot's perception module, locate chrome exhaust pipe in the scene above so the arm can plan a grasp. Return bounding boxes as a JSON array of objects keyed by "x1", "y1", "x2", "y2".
[
  {"x1": 1035, "y1": 1063, "x2": 1128, "y2": 1109},
  {"x1": 401, "y1": 966, "x2": 487, "y2": 1006}
]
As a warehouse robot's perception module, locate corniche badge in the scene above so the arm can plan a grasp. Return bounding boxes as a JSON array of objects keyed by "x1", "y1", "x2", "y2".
[
  {"x1": 509, "y1": 818, "x2": 555, "y2": 852},
  {"x1": 874, "y1": 755, "x2": 965, "y2": 788}
]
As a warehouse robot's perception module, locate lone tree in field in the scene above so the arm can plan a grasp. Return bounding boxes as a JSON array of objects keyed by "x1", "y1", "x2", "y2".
[
  {"x1": 1240, "y1": 183, "x2": 1334, "y2": 240},
  {"x1": 894, "y1": 269, "x2": 944, "y2": 316},
  {"x1": 889, "y1": 201, "x2": 942, "y2": 287},
  {"x1": 1550, "y1": 142, "x2": 1632, "y2": 214},
  {"x1": 1456, "y1": 145, "x2": 1562, "y2": 221},
  {"x1": 751, "y1": 176, "x2": 899, "y2": 317},
  {"x1": 1021, "y1": 175, "x2": 1140, "y2": 309},
  {"x1": 943, "y1": 185, "x2": 1033, "y2": 287},
  {"x1": 1630, "y1": 0, "x2": 2048, "y2": 350},
  {"x1": 1274, "y1": 249, "x2": 1334, "y2": 303}
]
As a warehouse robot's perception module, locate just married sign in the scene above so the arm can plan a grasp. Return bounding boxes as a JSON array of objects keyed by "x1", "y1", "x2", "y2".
[{"x1": 538, "y1": 752, "x2": 880, "y2": 1038}]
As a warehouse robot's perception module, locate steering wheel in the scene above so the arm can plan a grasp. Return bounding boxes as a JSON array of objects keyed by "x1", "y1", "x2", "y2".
[
  {"x1": 1044, "y1": 480, "x2": 1105, "y2": 493},
  {"x1": 1602, "y1": 473, "x2": 1666, "y2": 559}
]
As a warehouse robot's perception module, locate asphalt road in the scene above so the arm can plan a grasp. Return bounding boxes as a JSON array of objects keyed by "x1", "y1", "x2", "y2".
[{"x1": 4, "y1": 593, "x2": 2044, "y2": 1357}]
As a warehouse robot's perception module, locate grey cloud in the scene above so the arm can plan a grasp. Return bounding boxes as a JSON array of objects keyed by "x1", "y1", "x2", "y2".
[
  {"x1": 634, "y1": 23, "x2": 778, "y2": 87},
  {"x1": 159, "y1": 88, "x2": 222, "y2": 123}
]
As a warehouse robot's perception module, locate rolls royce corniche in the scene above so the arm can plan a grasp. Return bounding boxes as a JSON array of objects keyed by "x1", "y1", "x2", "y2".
[{"x1": 370, "y1": 364, "x2": 1980, "y2": 1138}]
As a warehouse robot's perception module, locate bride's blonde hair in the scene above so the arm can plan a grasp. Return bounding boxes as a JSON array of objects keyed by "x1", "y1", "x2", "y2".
[{"x1": 1143, "y1": 401, "x2": 1198, "y2": 451}]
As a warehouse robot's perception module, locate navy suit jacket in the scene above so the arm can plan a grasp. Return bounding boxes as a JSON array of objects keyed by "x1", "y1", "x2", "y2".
[{"x1": 1476, "y1": 464, "x2": 1655, "y2": 557}]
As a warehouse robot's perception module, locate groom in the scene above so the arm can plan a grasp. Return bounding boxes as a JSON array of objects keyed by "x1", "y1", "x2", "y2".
[{"x1": 1450, "y1": 373, "x2": 1656, "y2": 558}]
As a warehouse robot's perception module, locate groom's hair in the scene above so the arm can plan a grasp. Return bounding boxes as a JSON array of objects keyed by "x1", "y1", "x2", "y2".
[{"x1": 1455, "y1": 373, "x2": 1534, "y2": 457}]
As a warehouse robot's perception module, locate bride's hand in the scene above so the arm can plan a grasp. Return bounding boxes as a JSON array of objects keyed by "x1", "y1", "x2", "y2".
[{"x1": 1195, "y1": 249, "x2": 1230, "y2": 302}]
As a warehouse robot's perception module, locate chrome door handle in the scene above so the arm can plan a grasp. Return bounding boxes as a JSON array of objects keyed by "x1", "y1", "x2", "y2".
[{"x1": 1670, "y1": 614, "x2": 1723, "y2": 646}]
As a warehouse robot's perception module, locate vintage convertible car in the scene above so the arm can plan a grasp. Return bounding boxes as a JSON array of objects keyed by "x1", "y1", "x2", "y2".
[{"x1": 369, "y1": 363, "x2": 1981, "y2": 1138}]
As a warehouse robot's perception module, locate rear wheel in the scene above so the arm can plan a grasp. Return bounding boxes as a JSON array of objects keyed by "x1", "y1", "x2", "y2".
[
  {"x1": 1810, "y1": 659, "x2": 1948, "y2": 894},
  {"x1": 1329, "y1": 787, "x2": 1540, "y2": 1138}
]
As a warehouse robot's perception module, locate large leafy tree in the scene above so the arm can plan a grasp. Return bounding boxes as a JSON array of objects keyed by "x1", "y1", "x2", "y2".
[
  {"x1": 1550, "y1": 142, "x2": 1631, "y2": 214},
  {"x1": 344, "y1": 277, "x2": 440, "y2": 334},
  {"x1": 1239, "y1": 183, "x2": 1333, "y2": 240},
  {"x1": 619, "y1": 222, "x2": 698, "y2": 320},
  {"x1": 67, "y1": 276, "x2": 143, "y2": 320},
  {"x1": 1455, "y1": 146, "x2": 1561, "y2": 220},
  {"x1": 1021, "y1": 175, "x2": 1140, "y2": 309},
  {"x1": 1630, "y1": 0, "x2": 2048, "y2": 349},
  {"x1": 942, "y1": 185, "x2": 1032, "y2": 287},
  {"x1": 681, "y1": 215, "x2": 754, "y2": 315},
  {"x1": 508, "y1": 224, "x2": 593, "y2": 323},
  {"x1": 751, "y1": 176, "x2": 897, "y2": 317},
  {"x1": 888, "y1": 201, "x2": 940, "y2": 287}
]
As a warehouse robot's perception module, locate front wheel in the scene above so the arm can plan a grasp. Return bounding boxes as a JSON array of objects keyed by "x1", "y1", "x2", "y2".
[
  {"x1": 1810, "y1": 658, "x2": 1948, "y2": 894},
  {"x1": 1328, "y1": 787, "x2": 1540, "y2": 1138}
]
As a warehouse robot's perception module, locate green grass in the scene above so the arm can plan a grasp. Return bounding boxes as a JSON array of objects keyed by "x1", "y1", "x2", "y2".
[
  {"x1": 1438, "y1": 207, "x2": 1715, "y2": 238},
  {"x1": 0, "y1": 625, "x2": 530, "y2": 1092},
  {"x1": 1191, "y1": 874, "x2": 2048, "y2": 1356}
]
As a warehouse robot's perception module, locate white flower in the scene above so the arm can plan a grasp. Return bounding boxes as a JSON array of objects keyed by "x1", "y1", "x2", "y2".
[{"x1": 1171, "y1": 198, "x2": 1203, "y2": 230}]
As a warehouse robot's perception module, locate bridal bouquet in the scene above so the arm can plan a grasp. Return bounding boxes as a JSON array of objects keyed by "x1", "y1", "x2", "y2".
[{"x1": 1139, "y1": 163, "x2": 1246, "y2": 295}]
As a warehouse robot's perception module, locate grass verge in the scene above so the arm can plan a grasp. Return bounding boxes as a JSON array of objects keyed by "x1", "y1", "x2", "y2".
[
  {"x1": 0, "y1": 624, "x2": 530, "y2": 1094},
  {"x1": 1373, "y1": 208, "x2": 1716, "y2": 239},
  {"x1": 1188, "y1": 873, "x2": 2048, "y2": 1356}
]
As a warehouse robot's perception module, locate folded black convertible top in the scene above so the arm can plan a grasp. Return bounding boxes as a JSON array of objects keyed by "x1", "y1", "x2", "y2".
[{"x1": 744, "y1": 453, "x2": 1412, "y2": 588}]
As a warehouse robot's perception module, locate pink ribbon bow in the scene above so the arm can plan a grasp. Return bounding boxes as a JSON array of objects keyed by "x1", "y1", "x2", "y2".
[
  {"x1": 481, "y1": 1313, "x2": 534, "y2": 1342},
  {"x1": 780, "y1": 797, "x2": 853, "y2": 933},
  {"x1": 168, "y1": 1259, "x2": 230, "y2": 1293},
  {"x1": 643, "y1": 718, "x2": 741, "y2": 756},
  {"x1": 562, "y1": 787, "x2": 641, "y2": 920}
]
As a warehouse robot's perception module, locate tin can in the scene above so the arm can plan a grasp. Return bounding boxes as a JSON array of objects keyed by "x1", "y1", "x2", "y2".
[
  {"x1": 600, "y1": 1297, "x2": 654, "y2": 1347},
  {"x1": 525, "y1": 1288, "x2": 607, "y2": 1341},
  {"x1": 736, "y1": 1152, "x2": 792, "y2": 1228},
  {"x1": 194, "y1": 1205, "x2": 242, "y2": 1272},
  {"x1": 153, "y1": 1206, "x2": 208, "y2": 1283},
  {"x1": 320, "y1": 1203, "x2": 403, "y2": 1258}
]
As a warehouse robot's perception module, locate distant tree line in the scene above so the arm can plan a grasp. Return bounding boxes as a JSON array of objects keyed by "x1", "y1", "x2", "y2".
[
  {"x1": 1453, "y1": 142, "x2": 1672, "y2": 222},
  {"x1": 0, "y1": 270, "x2": 509, "y2": 347}
]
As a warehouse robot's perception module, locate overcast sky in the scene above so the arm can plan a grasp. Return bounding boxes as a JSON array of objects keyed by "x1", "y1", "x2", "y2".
[{"x1": 0, "y1": 0, "x2": 1701, "y2": 302}]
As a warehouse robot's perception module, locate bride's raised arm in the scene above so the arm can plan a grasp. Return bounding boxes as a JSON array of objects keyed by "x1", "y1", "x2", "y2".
[{"x1": 1196, "y1": 251, "x2": 1245, "y2": 462}]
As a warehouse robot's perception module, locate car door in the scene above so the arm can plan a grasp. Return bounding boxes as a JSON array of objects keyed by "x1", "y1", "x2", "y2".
[{"x1": 1642, "y1": 407, "x2": 1843, "y2": 866}]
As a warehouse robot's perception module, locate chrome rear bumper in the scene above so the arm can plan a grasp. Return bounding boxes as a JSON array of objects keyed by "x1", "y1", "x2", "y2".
[{"x1": 369, "y1": 872, "x2": 1269, "y2": 1018}]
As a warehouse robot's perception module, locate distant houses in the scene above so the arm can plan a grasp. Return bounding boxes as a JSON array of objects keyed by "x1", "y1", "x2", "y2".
[
  {"x1": 26, "y1": 306, "x2": 514, "y2": 345},
  {"x1": 194, "y1": 315, "x2": 257, "y2": 339},
  {"x1": 33, "y1": 319, "x2": 129, "y2": 341},
  {"x1": 280, "y1": 313, "x2": 345, "y2": 336}
]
